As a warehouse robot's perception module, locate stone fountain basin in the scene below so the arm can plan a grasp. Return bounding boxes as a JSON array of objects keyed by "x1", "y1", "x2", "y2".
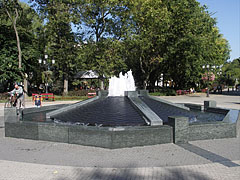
[{"x1": 4, "y1": 91, "x2": 240, "y2": 149}]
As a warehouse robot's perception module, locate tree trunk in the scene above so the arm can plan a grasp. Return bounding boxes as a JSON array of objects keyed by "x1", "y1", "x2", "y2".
[
  {"x1": 100, "y1": 80, "x2": 104, "y2": 90},
  {"x1": 14, "y1": 10, "x2": 22, "y2": 69},
  {"x1": 6, "y1": 8, "x2": 24, "y2": 94},
  {"x1": 6, "y1": 8, "x2": 22, "y2": 69},
  {"x1": 24, "y1": 74, "x2": 28, "y2": 94},
  {"x1": 143, "y1": 80, "x2": 147, "y2": 90},
  {"x1": 64, "y1": 78, "x2": 68, "y2": 95}
]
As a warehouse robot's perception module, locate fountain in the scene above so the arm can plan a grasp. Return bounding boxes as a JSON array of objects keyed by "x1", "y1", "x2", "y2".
[
  {"x1": 4, "y1": 70, "x2": 240, "y2": 148},
  {"x1": 108, "y1": 70, "x2": 136, "y2": 96}
]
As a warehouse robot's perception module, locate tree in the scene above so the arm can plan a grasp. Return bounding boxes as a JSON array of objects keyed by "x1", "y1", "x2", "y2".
[
  {"x1": 73, "y1": 0, "x2": 129, "y2": 89},
  {"x1": 222, "y1": 58, "x2": 240, "y2": 87},
  {"x1": 122, "y1": 0, "x2": 170, "y2": 89},
  {"x1": 1, "y1": 0, "x2": 22, "y2": 69},
  {"x1": 0, "y1": 0, "x2": 42, "y2": 92},
  {"x1": 32, "y1": 0, "x2": 77, "y2": 94},
  {"x1": 26, "y1": 0, "x2": 231, "y2": 92},
  {"x1": 122, "y1": 0, "x2": 230, "y2": 90}
]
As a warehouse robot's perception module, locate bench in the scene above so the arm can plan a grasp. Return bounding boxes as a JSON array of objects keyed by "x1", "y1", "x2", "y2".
[
  {"x1": 32, "y1": 93, "x2": 55, "y2": 101},
  {"x1": 87, "y1": 92, "x2": 96, "y2": 98}
]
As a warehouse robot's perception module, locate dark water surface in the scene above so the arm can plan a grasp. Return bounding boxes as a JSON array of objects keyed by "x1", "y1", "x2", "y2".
[{"x1": 22, "y1": 97, "x2": 225, "y2": 126}]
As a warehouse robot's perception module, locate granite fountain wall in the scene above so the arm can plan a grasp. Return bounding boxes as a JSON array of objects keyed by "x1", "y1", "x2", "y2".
[{"x1": 4, "y1": 91, "x2": 240, "y2": 148}]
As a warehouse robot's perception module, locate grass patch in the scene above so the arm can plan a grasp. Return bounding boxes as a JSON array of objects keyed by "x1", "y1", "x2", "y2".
[
  {"x1": 28, "y1": 95, "x2": 88, "y2": 101},
  {"x1": 149, "y1": 92, "x2": 166, "y2": 96},
  {"x1": 149, "y1": 88, "x2": 176, "y2": 96},
  {"x1": 54, "y1": 96, "x2": 88, "y2": 101}
]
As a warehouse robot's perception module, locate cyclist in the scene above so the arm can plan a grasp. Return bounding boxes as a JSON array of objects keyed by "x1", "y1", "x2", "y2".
[{"x1": 8, "y1": 84, "x2": 25, "y2": 109}]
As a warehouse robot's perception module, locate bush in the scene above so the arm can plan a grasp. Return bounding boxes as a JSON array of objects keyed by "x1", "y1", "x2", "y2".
[
  {"x1": 0, "y1": 93, "x2": 8, "y2": 100},
  {"x1": 149, "y1": 88, "x2": 176, "y2": 96},
  {"x1": 67, "y1": 90, "x2": 96, "y2": 96}
]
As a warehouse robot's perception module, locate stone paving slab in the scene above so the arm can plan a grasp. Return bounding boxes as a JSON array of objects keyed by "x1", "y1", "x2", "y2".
[
  {"x1": 0, "y1": 96, "x2": 239, "y2": 179},
  {"x1": 159, "y1": 93, "x2": 240, "y2": 110},
  {"x1": 0, "y1": 126, "x2": 239, "y2": 168},
  {"x1": 0, "y1": 160, "x2": 239, "y2": 180}
]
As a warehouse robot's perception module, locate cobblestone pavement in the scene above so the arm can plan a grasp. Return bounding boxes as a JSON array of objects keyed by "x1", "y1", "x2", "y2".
[{"x1": 0, "y1": 95, "x2": 239, "y2": 179}]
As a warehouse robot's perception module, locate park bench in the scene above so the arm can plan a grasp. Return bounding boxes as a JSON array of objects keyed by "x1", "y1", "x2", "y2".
[{"x1": 87, "y1": 92, "x2": 96, "y2": 98}]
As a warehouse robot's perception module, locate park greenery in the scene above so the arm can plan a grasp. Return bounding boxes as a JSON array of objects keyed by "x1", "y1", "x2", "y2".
[{"x1": 0, "y1": 0, "x2": 237, "y2": 95}]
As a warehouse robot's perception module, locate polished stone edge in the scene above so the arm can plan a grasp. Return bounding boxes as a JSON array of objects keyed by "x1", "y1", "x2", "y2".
[
  {"x1": 223, "y1": 110, "x2": 239, "y2": 123},
  {"x1": 5, "y1": 113, "x2": 239, "y2": 148},
  {"x1": 149, "y1": 96, "x2": 190, "y2": 111},
  {"x1": 4, "y1": 107, "x2": 18, "y2": 123},
  {"x1": 237, "y1": 112, "x2": 240, "y2": 137},
  {"x1": 138, "y1": 90, "x2": 149, "y2": 97},
  {"x1": 127, "y1": 92, "x2": 163, "y2": 126},
  {"x1": 46, "y1": 96, "x2": 100, "y2": 119},
  {"x1": 5, "y1": 121, "x2": 172, "y2": 149},
  {"x1": 205, "y1": 107, "x2": 230, "y2": 115},
  {"x1": 184, "y1": 103, "x2": 204, "y2": 111},
  {"x1": 168, "y1": 116, "x2": 189, "y2": 144},
  {"x1": 189, "y1": 122, "x2": 236, "y2": 141},
  {"x1": 23, "y1": 104, "x2": 68, "y2": 115},
  {"x1": 97, "y1": 90, "x2": 109, "y2": 97},
  {"x1": 204, "y1": 100, "x2": 216, "y2": 110},
  {"x1": 136, "y1": 90, "x2": 190, "y2": 111}
]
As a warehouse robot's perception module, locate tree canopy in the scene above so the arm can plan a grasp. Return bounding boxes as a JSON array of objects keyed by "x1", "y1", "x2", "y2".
[{"x1": 0, "y1": 0, "x2": 231, "y2": 93}]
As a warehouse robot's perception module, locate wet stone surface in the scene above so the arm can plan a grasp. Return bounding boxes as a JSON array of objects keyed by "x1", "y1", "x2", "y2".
[
  {"x1": 52, "y1": 97, "x2": 146, "y2": 127},
  {"x1": 21, "y1": 96, "x2": 225, "y2": 126},
  {"x1": 22, "y1": 110, "x2": 52, "y2": 122},
  {"x1": 140, "y1": 97, "x2": 225, "y2": 124}
]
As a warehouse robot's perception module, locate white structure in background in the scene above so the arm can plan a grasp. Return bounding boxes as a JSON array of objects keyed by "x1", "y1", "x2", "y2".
[{"x1": 108, "y1": 70, "x2": 136, "y2": 96}]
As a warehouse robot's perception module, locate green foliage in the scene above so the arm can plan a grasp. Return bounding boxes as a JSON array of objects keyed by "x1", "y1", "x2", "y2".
[
  {"x1": 221, "y1": 58, "x2": 240, "y2": 86},
  {"x1": 122, "y1": 0, "x2": 230, "y2": 89},
  {"x1": 41, "y1": 70, "x2": 53, "y2": 84},
  {"x1": 149, "y1": 88, "x2": 176, "y2": 96},
  {"x1": 77, "y1": 39, "x2": 127, "y2": 78},
  {"x1": 161, "y1": 0, "x2": 229, "y2": 89},
  {"x1": 0, "y1": 0, "x2": 41, "y2": 89},
  {"x1": 1, "y1": 0, "x2": 231, "y2": 94},
  {"x1": 31, "y1": 0, "x2": 78, "y2": 93},
  {"x1": 54, "y1": 95, "x2": 88, "y2": 101},
  {"x1": 67, "y1": 90, "x2": 96, "y2": 96}
]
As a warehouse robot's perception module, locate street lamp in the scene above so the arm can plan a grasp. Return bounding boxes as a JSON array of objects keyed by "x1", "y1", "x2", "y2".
[
  {"x1": 202, "y1": 65, "x2": 216, "y2": 97},
  {"x1": 38, "y1": 55, "x2": 55, "y2": 94}
]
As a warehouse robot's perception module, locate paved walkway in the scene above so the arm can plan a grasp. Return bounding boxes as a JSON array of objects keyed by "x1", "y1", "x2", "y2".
[
  {"x1": 0, "y1": 95, "x2": 239, "y2": 179},
  {"x1": 159, "y1": 93, "x2": 240, "y2": 110}
]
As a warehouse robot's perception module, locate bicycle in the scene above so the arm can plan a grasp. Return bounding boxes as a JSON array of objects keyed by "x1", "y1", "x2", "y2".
[{"x1": 4, "y1": 93, "x2": 17, "y2": 108}]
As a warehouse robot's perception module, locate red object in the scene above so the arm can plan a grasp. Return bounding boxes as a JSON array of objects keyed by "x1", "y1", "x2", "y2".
[
  {"x1": 176, "y1": 90, "x2": 182, "y2": 95},
  {"x1": 87, "y1": 92, "x2": 96, "y2": 98},
  {"x1": 32, "y1": 93, "x2": 55, "y2": 101}
]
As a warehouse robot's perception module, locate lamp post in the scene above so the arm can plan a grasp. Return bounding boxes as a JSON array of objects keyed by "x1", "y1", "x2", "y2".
[
  {"x1": 38, "y1": 54, "x2": 55, "y2": 94},
  {"x1": 202, "y1": 65, "x2": 216, "y2": 97}
]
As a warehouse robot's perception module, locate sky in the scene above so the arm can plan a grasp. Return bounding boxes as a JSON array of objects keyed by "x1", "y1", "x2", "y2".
[
  {"x1": 20, "y1": 0, "x2": 239, "y2": 61},
  {"x1": 197, "y1": 0, "x2": 240, "y2": 61}
]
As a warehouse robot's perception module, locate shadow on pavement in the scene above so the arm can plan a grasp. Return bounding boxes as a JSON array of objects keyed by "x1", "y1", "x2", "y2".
[
  {"x1": 56, "y1": 166, "x2": 212, "y2": 180},
  {"x1": 178, "y1": 143, "x2": 240, "y2": 168}
]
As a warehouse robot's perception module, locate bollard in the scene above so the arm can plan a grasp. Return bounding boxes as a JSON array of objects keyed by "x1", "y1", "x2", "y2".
[
  {"x1": 204, "y1": 100, "x2": 217, "y2": 111},
  {"x1": 168, "y1": 116, "x2": 189, "y2": 144}
]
